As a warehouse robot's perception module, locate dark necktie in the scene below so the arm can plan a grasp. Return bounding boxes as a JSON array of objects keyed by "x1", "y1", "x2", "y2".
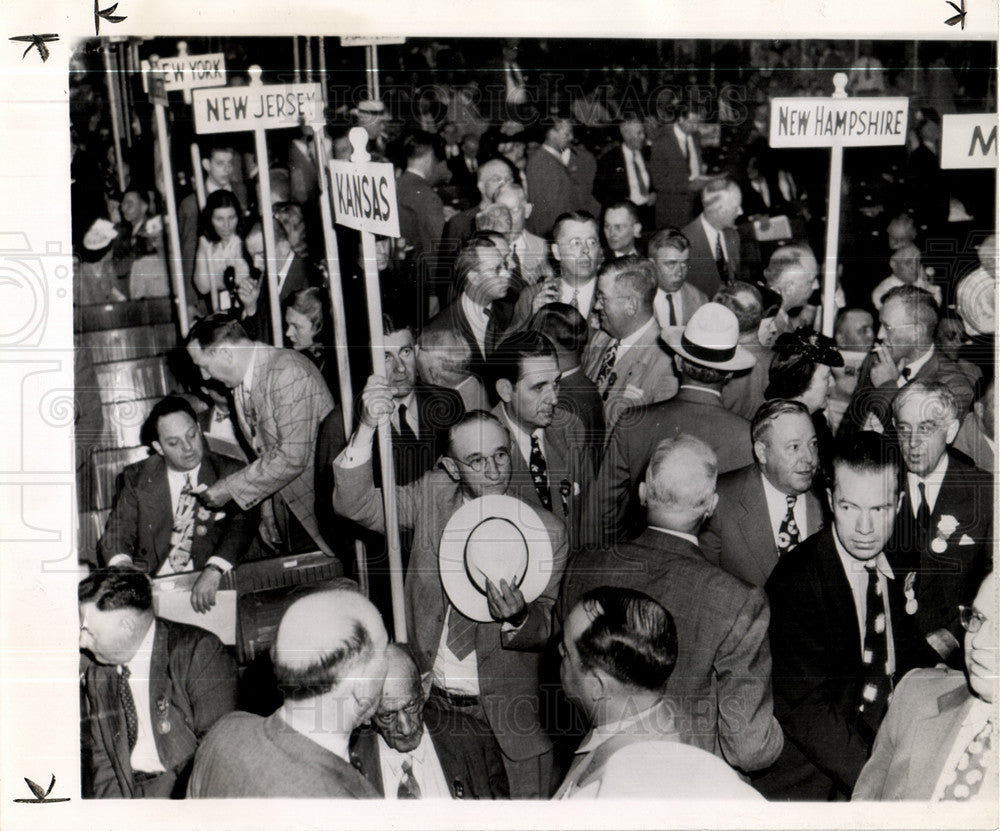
[
  {"x1": 118, "y1": 665, "x2": 138, "y2": 751},
  {"x1": 510, "y1": 246, "x2": 524, "y2": 286},
  {"x1": 397, "y1": 403, "x2": 418, "y2": 446},
  {"x1": 776, "y1": 495, "x2": 800, "y2": 556},
  {"x1": 901, "y1": 365, "x2": 912, "y2": 382},
  {"x1": 445, "y1": 605, "x2": 477, "y2": 661},
  {"x1": 941, "y1": 720, "x2": 994, "y2": 800},
  {"x1": 665, "y1": 293, "x2": 677, "y2": 327},
  {"x1": 858, "y1": 564, "x2": 891, "y2": 731},
  {"x1": 529, "y1": 434, "x2": 552, "y2": 510},
  {"x1": 398, "y1": 758, "x2": 422, "y2": 799},
  {"x1": 596, "y1": 340, "x2": 619, "y2": 400},
  {"x1": 715, "y1": 234, "x2": 728, "y2": 282},
  {"x1": 915, "y1": 482, "x2": 932, "y2": 546}
]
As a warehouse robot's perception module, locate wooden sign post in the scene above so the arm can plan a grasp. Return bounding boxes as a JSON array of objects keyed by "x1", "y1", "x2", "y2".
[
  {"x1": 329, "y1": 127, "x2": 407, "y2": 641},
  {"x1": 339, "y1": 37, "x2": 405, "y2": 100},
  {"x1": 192, "y1": 67, "x2": 324, "y2": 346},
  {"x1": 770, "y1": 74, "x2": 909, "y2": 335},
  {"x1": 940, "y1": 114, "x2": 998, "y2": 170}
]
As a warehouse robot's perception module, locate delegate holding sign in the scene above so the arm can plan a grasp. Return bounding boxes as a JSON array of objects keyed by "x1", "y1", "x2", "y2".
[
  {"x1": 769, "y1": 97, "x2": 909, "y2": 148},
  {"x1": 329, "y1": 160, "x2": 400, "y2": 237},
  {"x1": 192, "y1": 82, "x2": 324, "y2": 134}
]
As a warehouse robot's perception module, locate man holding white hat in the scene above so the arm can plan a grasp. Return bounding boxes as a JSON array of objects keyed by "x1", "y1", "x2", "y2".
[
  {"x1": 333, "y1": 379, "x2": 567, "y2": 798},
  {"x1": 583, "y1": 302, "x2": 756, "y2": 547}
]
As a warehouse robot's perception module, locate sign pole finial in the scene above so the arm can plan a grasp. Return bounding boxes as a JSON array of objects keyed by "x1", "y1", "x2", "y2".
[
  {"x1": 348, "y1": 126, "x2": 371, "y2": 163},
  {"x1": 832, "y1": 72, "x2": 849, "y2": 99},
  {"x1": 247, "y1": 65, "x2": 263, "y2": 87},
  {"x1": 176, "y1": 40, "x2": 188, "y2": 57}
]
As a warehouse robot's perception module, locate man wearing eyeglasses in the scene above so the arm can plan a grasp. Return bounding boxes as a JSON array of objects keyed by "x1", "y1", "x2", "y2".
[
  {"x1": 333, "y1": 391, "x2": 567, "y2": 798},
  {"x1": 648, "y1": 228, "x2": 708, "y2": 330},
  {"x1": 350, "y1": 643, "x2": 509, "y2": 799},
  {"x1": 854, "y1": 572, "x2": 997, "y2": 801},
  {"x1": 886, "y1": 381, "x2": 993, "y2": 668}
]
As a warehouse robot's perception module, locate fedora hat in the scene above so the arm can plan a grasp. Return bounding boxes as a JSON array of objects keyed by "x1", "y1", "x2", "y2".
[
  {"x1": 662, "y1": 302, "x2": 757, "y2": 371},
  {"x1": 438, "y1": 494, "x2": 554, "y2": 623}
]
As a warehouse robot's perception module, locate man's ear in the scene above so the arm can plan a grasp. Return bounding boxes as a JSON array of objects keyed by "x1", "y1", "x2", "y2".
[
  {"x1": 496, "y1": 378, "x2": 514, "y2": 404},
  {"x1": 202, "y1": 157, "x2": 211, "y2": 175},
  {"x1": 753, "y1": 440, "x2": 767, "y2": 467},
  {"x1": 524, "y1": 202, "x2": 533, "y2": 220},
  {"x1": 441, "y1": 457, "x2": 461, "y2": 482},
  {"x1": 705, "y1": 492, "x2": 719, "y2": 521},
  {"x1": 551, "y1": 243, "x2": 561, "y2": 263},
  {"x1": 151, "y1": 440, "x2": 164, "y2": 458},
  {"x1": 827, "y1": 488, "x2": 835, "y2": 515},
  {"x1": 944, "y1": 417, "x2": 961, "y2": 445},
  {"x1": 638, "y1": 481, "x2": 648, "y2": 508},
  {"x1": 632, "y1": 222, "x2": 642, "y2": 238}
]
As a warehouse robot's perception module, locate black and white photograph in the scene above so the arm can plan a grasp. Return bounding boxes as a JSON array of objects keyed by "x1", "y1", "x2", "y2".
[{"x1": 0, "y1": 1, "x2": 996, "y2": 828}]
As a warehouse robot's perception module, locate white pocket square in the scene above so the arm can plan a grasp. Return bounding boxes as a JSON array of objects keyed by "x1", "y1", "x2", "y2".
[{"x1": 959, "y1": 534, "x2": 975, "y2": 546}]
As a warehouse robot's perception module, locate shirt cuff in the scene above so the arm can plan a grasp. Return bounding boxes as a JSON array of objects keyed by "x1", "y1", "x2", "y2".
[
  {"x1": 336, "y1": 441, "x2": 373, "y2": 469},
  {"x1": 205, "y1": 556, "x2": 233, "y2": 573},
  {"x1": 107, "y1": 554, "x2": 133, "y2": 567}
]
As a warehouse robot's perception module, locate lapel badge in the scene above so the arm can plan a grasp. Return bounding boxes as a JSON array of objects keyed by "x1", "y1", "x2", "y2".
[
  {"x1": 195, "y1": 524, "x2": 208, "y2": 536},
  {"x1": 930, "y1": 514, "x2": 959, "y2": 555},
  {"x1": 452, "y1": 778, "x2": 465, "y2": 799},
  {"x1": 903, "y1": 571, "x2": 918, "y2": 616}
]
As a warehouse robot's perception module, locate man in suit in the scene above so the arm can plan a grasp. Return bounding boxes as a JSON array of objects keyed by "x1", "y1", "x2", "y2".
[
  {"x1": 758, "y1": 432, "x2": 937, "y2": 801},
  {"x1": 79, "y1": 568, "x2": 236, "y2": 798},
  {"x1": 841, "y1": 285, "x2": 977, "y2": 435},
  {"x1": 492, "y1": 330, "x2": 594, "y2": 551},
  {"x1": 757, "y1": 243, "x2": 821, "y2": 349},
  {"x1": 561, "y1": 436, "x2": 784, "y2": 774},
  {"x1": 582, "y1": 257, "x2": 678, "y2": 431},
  {"x1": 447, "y1": 132, "x2": 481, "y2": 204},
  {"x1": 649, "y1": 108, "x2": 703, "y2": 230},
  {"x1": 244, "y1": 220, "x2": 311, "y2": 310},
  {"x1": 887, "y1": 381, "x2": 993, "y2": 666},
  {"x1": 350, "y1": 643, "x2": 509, "y2": 798},
  {"x1": 681, "y1": 178, "x2": 743, "y2": 298},
  {"x1": 188, "y1": 589, "x2": 386, "y2": 798},
  {"x1": 952, "y1": 379, "x2": 995, "y2": 472},
  {"x1": 494, "y1": 182, "x2": 553, "y2": 288},
  {"x1": 525, "y1": 116, "x2": 581, "y2": 237},
  {"x1": 529, "y1": 302, "x2": 606, "y2": 464},
  {"x1": 700, "y1": 399, "x2": 825, "y2": 588},
  {"x1": 586, "y1": 302, "x2": 757, "y2": 547},
  {"x1": 594, "y1": 114, "x2": 655, "y2": 229},
  {"x1": 185, "y1": 315, "x2": 336, "y2": 557},
  {"x1": 853, "y1": 572, "x2": 997, "y2": 801},
  {"x1": 334, "y1": 406, "x2": 567, "y2": 798},
  {"x1": 97, "y1": 396, "x2": 255, "y2": 612},
  {"x1": 648, "y1": 227, "x2": 708, "y2": 330},
  {"x1": 716, "y1": 281, "x2": 775, "y2": 421},
  {"x1": 602, "y1": 201, "x2": 644, "y2": 260}
]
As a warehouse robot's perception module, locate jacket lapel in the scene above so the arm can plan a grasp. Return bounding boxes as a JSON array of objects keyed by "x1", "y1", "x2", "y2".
[
  {"x1": 144, "y1": 459, "x2": 173, "y2": 564},
  {"x1": 148, "y1": 621, "x2": 171, "y2": 758},
  {"x1": 737, "y1": 469, "x2": 778, "y2": 583}
]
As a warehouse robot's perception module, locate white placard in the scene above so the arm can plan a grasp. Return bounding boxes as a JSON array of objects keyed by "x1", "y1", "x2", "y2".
[
  {"x1": 328, "y1": 158, "x2": 401, "y2": 237},
  {"x1": 769, "y1": 97, "x2": 909, "y2": 147},
  {"x1": 339, "y1": 36, "x2": 406, "y2": 46},
  {"x1": 153, "y1": 52, "x2": 226, "y2": 91},
  {"x1": 191, "y1": 82, "x2": 324, "y2": 134},
  {"x1": 941, "y1": 113, "x2": 998, "y2": 169}
]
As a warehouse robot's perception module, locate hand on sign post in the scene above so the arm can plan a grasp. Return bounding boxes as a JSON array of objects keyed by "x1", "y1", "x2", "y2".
[{"x1": 360, "y1": 374, "x2": 395, "y2": 428}]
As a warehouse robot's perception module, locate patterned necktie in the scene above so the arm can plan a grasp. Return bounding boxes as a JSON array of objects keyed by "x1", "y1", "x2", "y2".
[
  {"x1": 397, "y1": 403, "x2": 418, "y2": 446},
  {"x1": 665, "y1": 293, "x2": 677, "y2": 327},
  {"x1": 510, "y1": 246, "x2": 524, "y2": 286},
  {"x1": 168, "y1": 474, "x2": 197, "y2": 572},
  {"x1": 715, "y1": 234, "x2": 728, "y2": 282},
  {"x1": 445, "y1": 605, "x2": 478, "y2": 661},
  {"x1": 529, "y1": 434, "x2": 552, "y2": 510},
  {"x1": 776, "y1": 495, "x2": 800, "y2": 556},
  {"x1": 941, "y1": 720, "x2": 994, "y2": 800},
  {"x1": 858, "y1": 564, "x2": 891, "y2": 731},
  {"x1": 915, "y1": 482, "x2": 932, "y2": 546},
  {"x1": 596, "y1": 340, "x2": 619, "y2": 400},
  {"x1": 118, "y1": 665, "x2": 138, "y2": 750},
  {"x1": 398, "y1": 758, "x2": 422, "y2": 799}
]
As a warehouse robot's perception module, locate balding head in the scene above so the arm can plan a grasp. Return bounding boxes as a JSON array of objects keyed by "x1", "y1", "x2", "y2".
[
  {"x1": 477, "y1": 158, "x2": 515, "y2": 203},
  {"x1": 373, "y1": 644, "x2": 427, "y2": 752},
  {"x1": 639, "y1": 436, "x2": 719, "y2": 534}
]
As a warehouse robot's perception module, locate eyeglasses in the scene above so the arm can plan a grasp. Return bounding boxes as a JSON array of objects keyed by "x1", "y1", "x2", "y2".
[
  {"x1": 895, "y1": 421, "x2": 946, "y2": 440},
  {"x1": 561, "y1": 237, "x2": 601, "y2": 252},
  {"x1": 453, "y1": 448, "x2": 511, "y2": 473},
  {"x1": 959, "y1": 605, "x2": 987, "y2": 634},
  {"x1": 372, "y1": 698, "x2": 423, "y2": 727}
]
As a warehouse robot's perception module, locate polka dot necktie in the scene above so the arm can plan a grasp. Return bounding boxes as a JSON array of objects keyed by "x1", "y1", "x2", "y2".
[
  {"x1": 777, "y1": 495, "x2": 800, "y2": 556},
  {"x1": 117, "y1": 665, "x2": 138, "y2": 751},
  {"x1": 941, "y1": 721, "x2": 993, "y2": 800},
  {"x1": 529, "y1": 434, "x2": 552, "y2": 511},
  {"x1": 858, "y1": 564, "x2": 891, "y2": 731}
]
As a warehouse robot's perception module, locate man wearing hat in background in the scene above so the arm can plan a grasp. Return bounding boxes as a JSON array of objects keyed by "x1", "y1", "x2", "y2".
[
  {"x1": 954, "y1": 232, "x2": 996, "y2": 388},
  {"x1": 333, "y1": 382, "x2": 567, "y2": 799},
  {"x1": 585, "y1": 302, "x2": 756, "y2": 547}
]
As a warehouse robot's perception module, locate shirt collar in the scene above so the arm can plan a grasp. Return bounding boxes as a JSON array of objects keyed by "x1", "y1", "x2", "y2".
[
  {"x1": 618, "y1": 316, "x2": 656, "y2": 350},
  {"x1": 559, "y1": 365, "x2": 582, "y2": 380},
  {"x1": 907, "y1": 452, "x2": 949, "y2": 489},
  {"x1": 832, "y1": 525, "x2": 894, "y2": 581},
  {"x1": 166, "y1": 464, "x2": 201, "y2": 488},
  {"x1": 678, "y1": 383, "x2": 721, "y2": 399},
  {"x1": 240, "y1": 342, "x2": 259, "y2": 392},
  {"x1": 499, "y1": 404, "x2": 540, "y2": 453},
  {"x1": 699, "y1": 213, "x2": 721, "y2": 244},
  {"x1": 903, "y1": 345, "x2": 935, "y2": 377},
  {"x1": 648, "y1": 526, "x2": 700, "y2": 547}
]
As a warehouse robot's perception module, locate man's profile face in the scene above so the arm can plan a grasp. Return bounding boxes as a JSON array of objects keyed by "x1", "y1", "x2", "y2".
[
  {"x1": 774, "y1": 257, "x2": 819, "y2": 310},
  {"x1": 757, "y1": 413, "x2": 819, "y2": 496},
  {"x1": 245, "y1": 230, "x2": 265, "y2": 272},
  {"x1": 651, "y1": 245, "x2": 690, "y2": 294},
  {"x1": 203, "y1": 149, "x2": 234, "y2": 188},
  {"x1": 187, "y1": 342, "x2": 241, "y2": 389},
  {"x1": 447, "y1": 420, "x2": 512, "y2": 498},
  {"x1": 965, "y1": 574, "x2": 997, "y2": 704},
  {"x1": 894, "y1": 393, "x2": 958, "y2": 478},
  {"x1": 478, "y1": 161, "x2": 514, "y2": 203},
  {"x1": 465, "y1": 246, "x2": 512, "y2": 304},
  {"x1": 553, "y1": 220, "x2": 601, "y2": 282},
  {"x1": 503, "y1": 355, "x2": 561, "y2": 430},
  {"x1": 603, "y1": 207, "x2": 640, "y2": 254},
  {"x1": 878, "y1": 296, "x2": 923, "y2": 364},
  {"x1": 384, "y1": 329, "x2": 417, "y2": 399},
  {"x1": 594, "y1": 272, "x2": 634, "y2": 340},
  {"x1": 79, "y1": 602, "x2": 135, "y2": 665},
  {"x1": 836, "y1": 310, "x2": 875, "y2": 352},
  {"x1": 373, "y1": 666, "x2": 425, "y2": 753},
  {"x1": 547, "y1": 120, "x2": 574, "y2": 152},
  {"x1": 829, "y1": 465, "x2": 899, "y2": 561},
  {"x1": 709, "y1": 190, "x2": 743, "y2": 230},
  {"x1": 153, "y1": 411, "x2": 205, "y2": 473}
]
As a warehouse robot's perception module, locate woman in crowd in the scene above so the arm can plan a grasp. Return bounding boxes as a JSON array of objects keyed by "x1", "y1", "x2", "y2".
[
  {"x1": 285, "y1": 287, "x2": 337, "y2": 396},
  {"x1": 194, "y1": 189, "x2": 246, "y2": 311}
]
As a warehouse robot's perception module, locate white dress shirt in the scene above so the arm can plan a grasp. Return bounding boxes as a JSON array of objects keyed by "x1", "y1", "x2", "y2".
[
  {"x1": 621, "y1": 144, "x2": 651, "y2": 206},
  {"x1": 906, "y1": 453, "x2": 948, "y2": 519},
  {"x1": 377, "y1": 728, "x2": 452, "y2": 799},
  {"x1": 559, "y1": 278, "x2": 597, "y2": 320},
  {"x1": 124, "y1": 621, "x2": 166, "y2": 774},
  {"x1": 760, "y1": 471, "x2": 810, "y2": 550},
  {"x1": 897, "y1": 346, "x2": 936, "y2": 388},
  {"x1": 700, "y1": 214, "x2": 727, "y2": 264},
  {"x1": 653, "y1": 288, "x2": 685, "y2": 329},
  {"x1": 499, "y1": 405, "x2": 544, "y2": 466}
]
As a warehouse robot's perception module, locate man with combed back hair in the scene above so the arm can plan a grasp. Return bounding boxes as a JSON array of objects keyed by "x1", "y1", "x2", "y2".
[{"x1": 188, "y1": 588, "x2": 387, "y2": 798}]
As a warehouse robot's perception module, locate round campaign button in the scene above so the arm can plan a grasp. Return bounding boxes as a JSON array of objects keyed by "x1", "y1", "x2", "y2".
[{"x1": 930, "y1": 537, "x2": 947, "y2": 554}]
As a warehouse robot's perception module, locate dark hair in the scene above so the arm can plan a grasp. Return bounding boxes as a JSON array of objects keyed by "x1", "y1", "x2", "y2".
[
  {"x1": 140, "y1": 395, "x2": 199, "y2": 448},
  {"x1": 79, "y1": 568, "x2": 153, "y2": 612},
  {"x1": 401, "y1": 130, "x2": 444, "y2": 164},
  {"x1": 750, "y1": 398, "x2": 811, "y2": 446},
  {"x1": 552, "y1": 211, "x2": 599, "y2": 242},
  {"x1": 831, "y1": 430, "x2": 899, "y2": 485},
  {"x1": 647, "y1": 227, "x2": 690, "y2": 257},
  {"x1": 574, "y1": 587, "x2": 678, "y2": 691},
  {"x1": 446, "y1": 409, "x2": 509, "y2": 458},
  {"x1": 529, "y1": 303, "x2": 590, "y2": 356},
  {"x1": 604, "y1": 200, "x2": 640, "y2": 224},
  {"x1": 492, "y1": 330, "x2": 558, "y2": 387},
  {"x1": 765, "y1": 352, "x2": 817, "y2": 400},
  {"x1": 273, "y1": 620, "x2": 373, "y2": 701},
  {"x1": 454, "y1": 236, "x2": 505, "y2": 294},
  {"x1": 879, "y1": 284, "x2": 940, "y2": 335},
  {"x1": 199, "y1": 189, "x2": 244, "y2": 243},
  {"x1": 714, "y1": 281, "x2": 763, "y2": 334},
  {"x1": 186, "y1": 313, "x2": 250, "y2": 349},
  {"x1": 597, "y1": 256, "x2": 658, "y2": 306}
]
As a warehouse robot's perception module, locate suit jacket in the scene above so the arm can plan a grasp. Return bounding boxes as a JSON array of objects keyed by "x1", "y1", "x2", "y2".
[
  {"x1": 700, "y1": 464, "x2": 825, "y2": 588},
  {"x1": 397, "y1": 170, "x2": 445, "y2": 278},
  {"x1": 525, "y1": 146, "x2": 578, "y2": 238},
  {"x1": 652, "y1": 281, "x2": 709, "y2": 330},
  {"x1": 584, "y1": 387, "x2": 754, "y2": 547},
  {"x1": 594, "y1": 142, "x2": 652, "y2": 210},
  {"x1": 97, "y1": 452, "x2": 256, "y2": 574},
  {"x1": 952, "y1": 412, "x2": 994, "y2": 473},
  {"x1": 448, "y1": 155, "x2": 480, "y2": 204},
  {"x1": 554, "y1": 367, "x2": 606, "y2": 468},
  {"x1": 840, "y1": 348, "x2": 978, "y2": 436},
  {"x1": 852, "y1": 668, "x2": 982, "y2": 800},
  {"x1": 437, "y1": 205, "x2": 480, "y2": 288},
  {"x1": 681, "y1": 216, "x2": 741, "y2": 298},
  {"x1": 333, "y1": 460, "x2": 567, "y2": 762},
  {"x1": 188, "y1": 711, "x2": 378, "y2": 798},
  {"x1": 649, "y1": 126, "x2": 701, "y2": 229},
  {"x1": 582, "y1": 321, "x2": 679, "y2": 432},
  {"x1": 509, "y1": 230, "x2": 553, "y2": 288},
  {"x1": 560, "y1": 528, "x2": 784, "y2": 773},
  {"x1": 887, "y1": 452, "x2": 993, "y2": 654},
  {"x1": 434, "y1": 294, "x2": 515, "y2": 390},
  {"x1": 720, "y1": 337, "x2": 774, "y2": 421},
  {"x1": 759, "y1": 528, "x2": 937, "y2": 800},
  {"x1": 349, "y1": 702, "x2": 509, "y2": 799},
  {"x1": 80, "y1": 618, "x2": 237, "y2": 798},
  {"x1": 227, "y1": 343, "x2": 335, "y2": 554}
]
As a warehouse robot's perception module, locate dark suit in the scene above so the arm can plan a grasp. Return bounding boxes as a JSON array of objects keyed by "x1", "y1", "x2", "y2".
[
  {"x1": 700, "y1": 464, "x2": 825, "y2": 588},
  {"x1": 887, "y1": 452, "x2": 993, "y2": 658},
  {"x1": 852, "y1": 667, "x2": 985, "y2": 800},
  {"x1": 585, "y1": 387, "x2": 754, "y2": 547},
  {"x1": 350, "y1": 701, "x2": 509, "y2": 798},
  {"x1": 759, "y1": 528, "x2": 936, "y2": 800},
  {"x1": 594, "y1": 142, "x2": 653, "y2": 226},
  {"x1": 525, "y1": 146, "x2": 578, "y2": 238},
  {"x1": 97, "y1": 453, "x2": 255, "y2": 574},
  {"x1": 448, "y1": 155, "x2": 480, "y2": 204},
  {"x1": 80, "y1": 618, "x2": 237, "y2": 798},
  {"x1": 681, "y1": 216, "x2": 741, "y2": 298},
  {"x1": 554, "y1": 367, "x2": 606, "y2": 468},
  {"x1": 436, "y1": 205, "x2": 480, "y2": 290},
  {"x1": 649, "y1": 126, "x2": 700, "y2": 229},
  {"x1": 396, "y1": 170, "x2": 445, "y2": 286},
  {"x1": 434, "y1": 294, "x2": 515, "y2": 394},
  {"x1": 560, "y1": 528, "x2": 784, "y2": 773}
]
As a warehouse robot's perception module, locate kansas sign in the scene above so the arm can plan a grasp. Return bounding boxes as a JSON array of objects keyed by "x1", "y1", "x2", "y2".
[{"x1": 329, "y1": 159, "x2": 400, "y2": 237}]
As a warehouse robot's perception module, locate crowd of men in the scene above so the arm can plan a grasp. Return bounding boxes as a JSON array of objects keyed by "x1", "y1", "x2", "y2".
[{"x1": 77, "y1": 45, "x2": 996, "y2": 804}]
